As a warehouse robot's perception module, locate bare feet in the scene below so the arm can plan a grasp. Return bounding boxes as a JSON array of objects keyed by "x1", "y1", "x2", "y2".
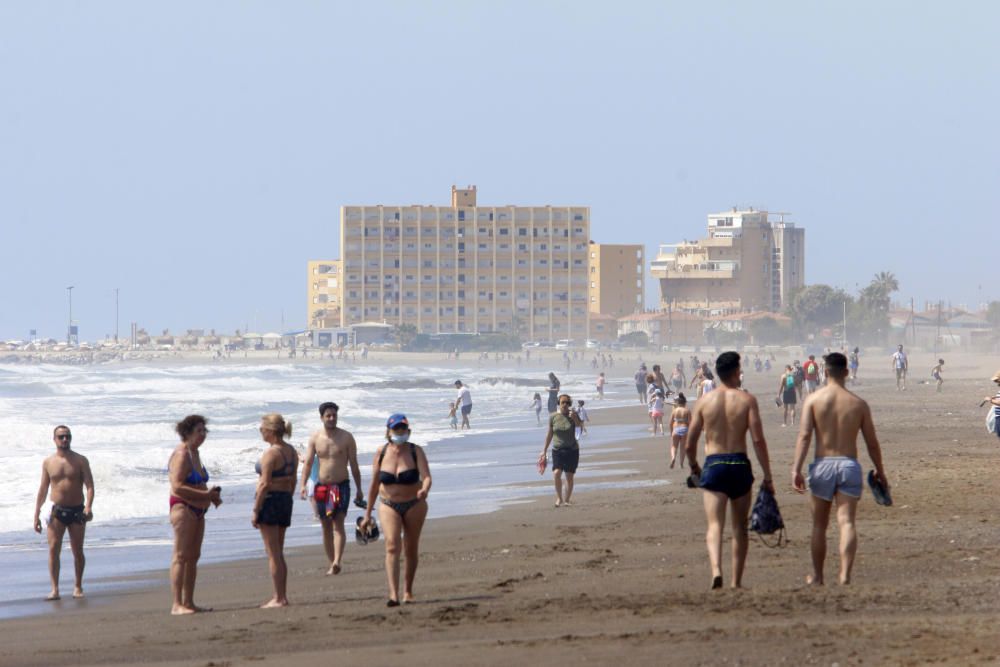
[
  {"x1": 72, "y1": 588, "x2": 85, "y2": 599},
  {"x1": 260, "y1": 598, "x2": 289, "y2": 609},
  {"x1": 403, "y1": 593, "x2": 415, "y2": 604},
  {"x1": 554, "y1": 499, "x2": 562, "y2": 508},
  {"x1": 188, "y1": 604, "x2": 212, "y2": 612},
  {"x1": 838, "y1": 574, "x2": 851, "y2": 585},
  {"x1": 45, "y1": 591, "x2": 61, "y2": 601},
  {"x1": 325, "y1": 563, "x2": 342, "y2": 576},
  {"x1": 563, "y1": 500, "x2": 574, "y2": 507},
  {"x1": 171, "y1": 605, "x2": 196, "y2": 615},
  {"x1": 805, "y1": 574, "x2": 824, "y2": 586}
]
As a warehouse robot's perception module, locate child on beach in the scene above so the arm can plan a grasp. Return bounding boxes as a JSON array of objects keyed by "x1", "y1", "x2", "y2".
[
  {"x1": 596, "y1": 372, "x2": 605, "y2": 400},
  {"x1": 649, "y1": 388, "x2": 665, "y2": 436},
  {"x1": 931, "y1": 359, "x2": 944, "y2": 392},
  {"x1": 448, "y1": 402, "x2": 458, "y2": 430},
  {"x1": 668, "y1": 393, "x2": 690, "y2": 468},
  {"x1": 576, "y1": 400, "x2": 590, "y2": 438},
  {"x1": 530, "y1": 392, "x2": 543, "y2": 425}
]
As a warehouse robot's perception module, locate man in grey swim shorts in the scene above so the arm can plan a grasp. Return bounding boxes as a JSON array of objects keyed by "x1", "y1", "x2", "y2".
[{"x1": 792, "y1": 352, "x2": 890, "y2": 586}]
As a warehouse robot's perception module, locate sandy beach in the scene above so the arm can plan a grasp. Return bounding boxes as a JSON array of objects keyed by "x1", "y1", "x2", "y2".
[{"x1": 3, "y1": 351, "x2": 1000, "y2": 667}]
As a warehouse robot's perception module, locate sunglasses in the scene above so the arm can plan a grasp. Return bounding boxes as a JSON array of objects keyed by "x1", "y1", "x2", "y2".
[
  {"x1": 559, "y1": 401, "x2": 572, "y2": 406},
  {"x1": 56, "y1": 434, "x2": 72, "y2": 441}
]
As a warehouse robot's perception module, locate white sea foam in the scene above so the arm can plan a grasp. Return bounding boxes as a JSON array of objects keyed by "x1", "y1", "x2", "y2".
[{"x1": 0, "y1": 361, "x2": 621, "y2": 536}]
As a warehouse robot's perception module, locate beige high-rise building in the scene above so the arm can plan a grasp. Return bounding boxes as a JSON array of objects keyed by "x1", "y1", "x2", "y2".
[
  {"x1": 651, "y1": 208, "x2": 804, "y2": 315},
  {"x1": 308, "y1": 260, "x2": 342, "y2": 329},
  {"x1": 336, "y1": 186, "x2": 591, "y2": 341},
  {"x1": 588, "y1": 243, "x2": 645, "y2": 317}
]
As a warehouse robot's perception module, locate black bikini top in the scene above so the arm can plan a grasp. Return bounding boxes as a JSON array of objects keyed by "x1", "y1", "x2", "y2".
[
  {"x1": 255, "y1": 446, "x2": 295, "y2": 478},
  {"x1": 377, "y1": 442, "x2": 420, "y2": 486}
]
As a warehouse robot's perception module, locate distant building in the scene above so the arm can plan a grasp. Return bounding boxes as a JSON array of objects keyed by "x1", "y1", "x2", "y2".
[
  {"x1": 588, "y1": 243, "x2": 644, "y2": 318},
  {"x1": 308, "y1": 260, "x2": 342, "y2": 329},
  {"x1": 335, "y1": 186, "x2": 591, "y2": 342},
  {"x1": 651, "y1": 208, "x2": 804, "y2": 316},
  {"x1": 617, "y1": 311, "x2": 707, "y2": 348}
]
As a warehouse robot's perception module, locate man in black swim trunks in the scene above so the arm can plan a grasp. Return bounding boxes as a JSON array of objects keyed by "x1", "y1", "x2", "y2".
[
  {"x1": 686, "y1": 352, "x2": 774, "y2": 590},
  {"x1": 33, "y1": 425, "x2": 95, "y2": 601}
]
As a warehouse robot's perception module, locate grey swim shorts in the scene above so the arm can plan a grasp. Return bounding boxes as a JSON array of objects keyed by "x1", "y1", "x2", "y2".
[{"x1": 807, "y1": 456, "x2": 862, "y2": 501}]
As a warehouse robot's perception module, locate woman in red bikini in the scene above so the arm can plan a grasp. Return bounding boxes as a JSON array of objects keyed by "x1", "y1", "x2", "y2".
[{"x1": 168, "y1": 414, "x2": 222, "y2": 615}]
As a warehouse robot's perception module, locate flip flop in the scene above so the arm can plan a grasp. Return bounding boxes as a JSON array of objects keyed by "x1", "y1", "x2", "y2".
[{"x1": 867, "y1": 470, "x2": 892, "y2": 506}]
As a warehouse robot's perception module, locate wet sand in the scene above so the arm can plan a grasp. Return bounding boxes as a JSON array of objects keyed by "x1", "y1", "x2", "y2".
[{"x1": 3, "y1": 352, "x2": 1000, "y2": 666}]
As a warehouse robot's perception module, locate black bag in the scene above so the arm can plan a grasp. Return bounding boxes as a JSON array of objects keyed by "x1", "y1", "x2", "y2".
[{"x1": 749, "y1": 485, "x2": 787, "y2": 547}]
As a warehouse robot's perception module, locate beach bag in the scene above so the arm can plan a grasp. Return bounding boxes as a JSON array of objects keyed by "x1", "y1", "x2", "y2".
[
  {"x1": 749, "y1": 486, "x2": 787, "y2": 548},
  {"x1": 987, "y1": 407, "x2": 999, "y2": 438}
]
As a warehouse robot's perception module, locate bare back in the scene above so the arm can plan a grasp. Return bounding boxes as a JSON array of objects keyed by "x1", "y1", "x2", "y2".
[
  {"x1": 799, "y1": 383, "x2": 874, "y2": 459},
  {"x1": 308, "y1": 427, "x2": 357, "y2": 484},
  {"x1": 43, "y1": 452, "x2": 90, "y2": 506},
  {"x1": 691, "y1": 387, "x2": 761, "y2": 456}
]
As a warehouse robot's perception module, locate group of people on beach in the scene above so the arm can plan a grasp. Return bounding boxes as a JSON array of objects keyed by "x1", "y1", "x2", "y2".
[{"x1": 34, "y1": 403, "x2": 433, "y2": 612}]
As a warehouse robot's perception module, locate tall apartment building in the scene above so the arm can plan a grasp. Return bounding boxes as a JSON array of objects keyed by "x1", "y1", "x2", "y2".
[
  {"x1": 650, "y1": 208, "x2": 804, "y2": 315},
  {"x1": 588, "y1": 243, "x2": 645, "y2": 317},
  {"x1": 337, "y1": 186, "x2": 591, "y2": 341},
  {"x1": 307, "y1": 260, "x2": 342, "y2": 329}
]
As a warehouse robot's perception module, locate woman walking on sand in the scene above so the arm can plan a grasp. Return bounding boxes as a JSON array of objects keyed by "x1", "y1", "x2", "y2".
[
  {"x1": 778, "y1": 365, "x2": 798, "y2": 427},
  {"x1": 252, "y1": 413, "x2": 298, "y2": 608},
  {"x1": 668, "y1": 393, "x2": 691, "y2": 469},
  {"x1": 360, "y1": 414, "x2": 432, "y2": 607},
  {"x1": 540, "y1": 394, "x2": 583, "y2": 507},
  {"x1": 168, "y1": 415, "x2": 222, "y2": 615}
]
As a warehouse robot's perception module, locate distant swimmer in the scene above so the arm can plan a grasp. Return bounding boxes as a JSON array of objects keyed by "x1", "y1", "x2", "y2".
[
  {"x1": 891, "y1": 344, "x2": 908, "y2": 391},
  {"x1": 791, "y1": 353, "x2": 890, "y2": 586},
  {"x1": 300, "y1": 402, "x2": 364, "y2": 576},
  {"x1": 33, "y1": 425, "x2": 95, "y2": 601},
  {"x1": 686, "y1": 352, "x2": 774, "y2": 590}
]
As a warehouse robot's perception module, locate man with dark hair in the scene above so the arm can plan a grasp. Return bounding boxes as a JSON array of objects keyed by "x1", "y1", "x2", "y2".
[
  {"x1": 792, "y1": 352, "x2": 890, "y2": 585},
  {"x1": 34, "y1": 425, "x2": 95, "y2": 600},
  {"x1": 686, "y1": 351, "x2": 775, "y2": 590},
  {"x1": 300, "y1": 403, "x2": 363, "y2": 575}
]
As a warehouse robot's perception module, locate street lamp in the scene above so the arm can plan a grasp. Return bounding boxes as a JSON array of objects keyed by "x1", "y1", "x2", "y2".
[{"x1": 66, "y1": 286, "x2": 74, "y2": 345}]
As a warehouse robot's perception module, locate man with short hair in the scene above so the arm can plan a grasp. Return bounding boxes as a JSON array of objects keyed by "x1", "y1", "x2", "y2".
[
  {"x1": 300, "y1": 403, "x2": 363, "y2": 575},
  {"x1": 803, "y1": 355, "x2": 820, "y2": 395},
  {"x1": 891, "y1": 344, "x2": 908, "y2": 391},
  {"x1": 792, "y1": 353, "x2": 890, "y2": 585},
  {"x1": 686, "y1": 352, "x2": 775, "y2": 590},
  {"x1": 454, "y1": 380, "x2": 473, "y2": 429},
  {"x1": 33, "y1": 425, "x2": 95, "y2": 600}
]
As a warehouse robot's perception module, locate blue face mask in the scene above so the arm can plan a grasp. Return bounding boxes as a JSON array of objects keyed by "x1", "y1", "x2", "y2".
[{"x1": 390, "y1": 433, "x2": 409, "y2": 445}]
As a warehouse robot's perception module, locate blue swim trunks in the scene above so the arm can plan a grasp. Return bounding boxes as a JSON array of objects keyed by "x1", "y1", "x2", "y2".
[
  {"x1": 807, "y1": 456, "x2": 862, "y2": 501},
  {"x1": 699, "y1": 453, "x2": 754, "y2": 499}
]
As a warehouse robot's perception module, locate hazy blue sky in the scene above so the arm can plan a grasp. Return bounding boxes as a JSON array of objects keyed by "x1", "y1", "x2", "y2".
[{"x1": 1, "y1": 2, "x2": 997, "y2": 340}]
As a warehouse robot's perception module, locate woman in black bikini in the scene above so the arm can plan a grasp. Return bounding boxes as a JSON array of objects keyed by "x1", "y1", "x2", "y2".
[
  {"x1": 252, "y1": 413, "x2": 298, "y2": 608},
  {"x1": 168, "y1": 415, "x2": 222, "y2": 615},
  {"x1": 360, "y1": 413, "x2": 432, "y2": 607}
]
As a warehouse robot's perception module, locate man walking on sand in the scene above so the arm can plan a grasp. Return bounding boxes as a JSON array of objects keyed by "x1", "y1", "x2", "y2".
[
  {"x1": 686, "y1": 352, "x2": 775, "y2": 590},
  {"x1": 300, "y1": 403, "x2": 364, "y2": 575},
  {"x1": 33, "y1": 425, "x2": 95, "y2": 600},
  {"x1": 454, "y1": 380, "x2": 473, "y2": 429},
  {"x1": 792, "y1": 352, "x2": 890, "y2": 586},
  {"x1": 891, "y1": 344, "x2": 908, "y2": 391}
]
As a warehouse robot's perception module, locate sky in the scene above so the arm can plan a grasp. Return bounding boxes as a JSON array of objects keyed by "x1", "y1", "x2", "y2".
[{"x1": 1, "y1": 1, "x2": 997, "y2": 340}]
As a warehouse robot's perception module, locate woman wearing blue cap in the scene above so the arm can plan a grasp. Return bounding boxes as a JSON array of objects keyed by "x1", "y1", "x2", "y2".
[{"x1": 360, "y1": 413, "x2": 432, "y2": 607}]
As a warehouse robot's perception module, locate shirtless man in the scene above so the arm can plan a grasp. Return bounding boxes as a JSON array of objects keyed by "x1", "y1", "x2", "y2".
[
  {"x1": 33, "y1": 425, "x2": 95, "y2": 600},
  {"x1": 300, "y1": 402, "x2": 363, "y2": 575},
  {"x1": 792, "y1": 352, "x2": 890, "y2": 586},
  {"x1": 686, "y1": 352, "x2": 774, "y2": 590}
]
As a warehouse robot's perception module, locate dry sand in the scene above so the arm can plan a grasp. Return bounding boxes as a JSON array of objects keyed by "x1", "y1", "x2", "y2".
[{"x1": 3, "y1": 352, "x2": 1000, "y2": 667}]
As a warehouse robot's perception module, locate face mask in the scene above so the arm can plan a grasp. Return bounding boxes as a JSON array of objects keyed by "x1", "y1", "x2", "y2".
[{"x1": 390, "y1": 433, "x2": 408, "y2": 445}]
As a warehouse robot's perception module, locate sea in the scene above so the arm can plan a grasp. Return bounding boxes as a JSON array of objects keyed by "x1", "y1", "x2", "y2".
[{"x1": 0, "y1": 359, "x2": 654, "y2": 616}]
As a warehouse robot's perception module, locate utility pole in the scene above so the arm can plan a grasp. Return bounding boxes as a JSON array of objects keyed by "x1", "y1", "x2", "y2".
[
  {"x1": 115, "y1": 288, "x2": 119, "y2": 343},
  {"x1": 66, "y1": 286, "x2": 74, "y2": 345},
  {"x1": 910, "y1": 297, "x2": 916, "y2": 345}
]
